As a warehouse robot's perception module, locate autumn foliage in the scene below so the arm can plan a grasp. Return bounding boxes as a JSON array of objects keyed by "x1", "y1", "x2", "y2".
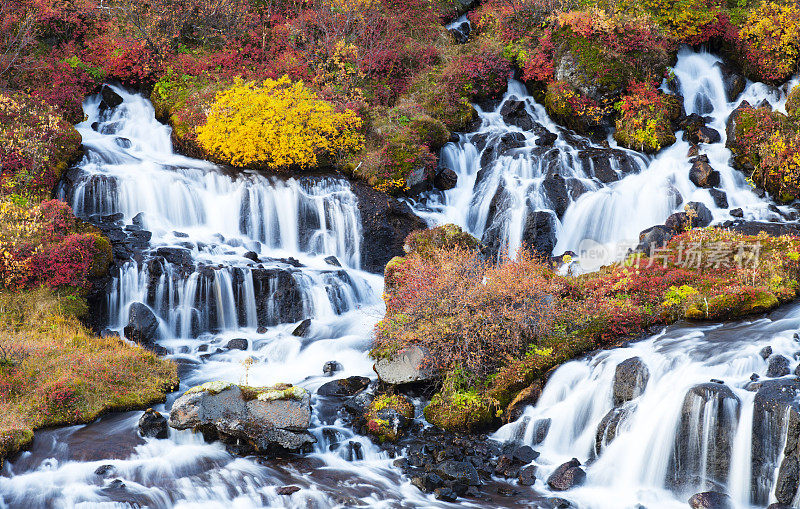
[{"x1": 197, "y1": 77, "x2": 364, "y2": 170}]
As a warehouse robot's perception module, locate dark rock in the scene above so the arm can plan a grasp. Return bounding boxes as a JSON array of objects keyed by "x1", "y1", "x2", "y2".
[
  {"x1": 666, "y1": 202, "x2": 713, "y2": 232},
  {"x1": 243, "y1": 251, "x2": 259, "y2": 262},
  {"x1": 351, "y1": 182, "x2": 427, "y2": 274},
  {"x1": 709, "y1": 189, "x2": 728, "y2": 209},
  {"x1": 688, "y1": 491, "x2": 733, "y2": 509},
  {"x1": 323, "y1": 360, "x2": 343, "y2": 376},
  {"x1": 317, "y1": 376, "x2": 370, "y2": 398},
  {"x1": 292, "y1": 319, "x2": 312, "y2": 337},
  {"x1": 115, "y1": 137, "x2": 132, "y2": 148},
  {"x1": 412, "y1": 472, "x2": 445, "y2": 493},
  {"x1": 537, "y1": 131, "x2": 558, "y2": 146},
  {"x1": 226, "y1": 338, "x2": 248, "y2": 351},
  {"x1": 714, "y1": 62, "x2": 746, "y2": 102},
  {"x1": 94, "y1": 464, "x2": 117, "y2": 477},
  {"x1": 546, "y1": 498, "x2": 573, "y2": 508},
  {"x1": 512, "y1": 445, "x2": 538, "y2": 464},
  {"x1": 434, "y1": 167, "x2": 458, "y2": 191},
  {"x1": 276, "y1": 486, "x2": 301, "y2": 496},
  {"x1": 776, "y1": 456, "x2": 800, "y2": 505},
  {"x1": 324, "y1": 256, "x2": 341, "y2": 267},
  {"x1": 578, "y1": 147, "x2": 638, "y2": 184},
  {"x1": 730, "y1": 208, "x2": 744, "y2": 218},
  {"x1": 448, "y1": 21, "x2": 470, "y2": 44},
  {"x1": 521, "y1": 209, "x2": 557, "y2": 257},
  {"x1": 760, "y1": 346, "x2": 774, "y2": 360},
  {"x1": 123, "y1": 302, "x2": 159, "y2": 344},
  {"x1": 432, "y1": 460, "x2": 481, "y2": 486},
  {"x1": 636, "y1": 225, "x2": 675, "y2": 255},
  {"x1": 342, "y1": 389, "x2": 375, "y2": 417},
  {"x1": 697, "y1": 126, "x2": 721, "y2": 144},
  {"x1": 100, "y1": 85, "x2": 123, "y2": 110},
  {"x1": 613, "y1": 357, "x2": 650, "y2": 406},
  {"x1": 595, "y1": 403, "x2": 634, "y2": 454},
  {"x1": 689, "y1": 155, "x2": 721, "y2": 188},
  {"x1": 257, "y1": 326, "x2": 268, "y2": 334},
  {"x1": 138, "y1": 408, "x2": 168, "y2": 439},
  {"x1": 434, "y1": 487, "x2": 458, "y2": 502},
  {"x1": 767, "y1": 355, "x2": 791, "y2": 377},
  {"x1": 518, "y1": 465, "x2": 537, "y2": 486},
  {"x1": 672, "y1": 383, "x2": 740, "y2": 487},
  {"x1": 500, "y1": 99, "x2": 537, "y2": 131},
  {"x1": 547, "y1": 458, "x2": 586, "y2": 491}
]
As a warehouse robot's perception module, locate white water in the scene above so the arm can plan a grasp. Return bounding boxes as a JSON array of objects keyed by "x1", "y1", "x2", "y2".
[
  {"x1": 411, "y1": 48, "x2": 789, "y2": 265},
  {"x1": 3, "y1": 49, "x2": 800, "y2": 509}
]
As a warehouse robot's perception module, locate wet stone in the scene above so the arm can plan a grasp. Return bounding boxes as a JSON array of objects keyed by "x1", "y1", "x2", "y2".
[
  {"x1": 767, "y1": 355, "x2": 791, "y2": 377},
  {"x1": 276, "y1": 486, "x2": 301, "y2": 496}
]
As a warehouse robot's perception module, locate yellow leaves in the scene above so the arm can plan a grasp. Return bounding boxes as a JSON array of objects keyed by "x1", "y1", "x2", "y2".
[{"x1": 196, "y1": 77, "x2": 364, "y2": 170}]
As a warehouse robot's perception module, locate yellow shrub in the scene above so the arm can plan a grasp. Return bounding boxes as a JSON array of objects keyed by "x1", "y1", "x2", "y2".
[
  {"x1": 196, "y1": 77, "x2": 364, "y2": 170},
  {"x1": 739, "y1": 1, "x2": 800, "y2": 83}
]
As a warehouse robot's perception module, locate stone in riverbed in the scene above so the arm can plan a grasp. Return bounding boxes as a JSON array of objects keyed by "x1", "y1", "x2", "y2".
[
  {"x1": 292, "y1": 318, "x2": 311, "y2": 337},
  {"x1": 767, "y1": 354, "x2": 791, "y2": 377},
  {"x1": 431, "y1": 460, "x2": 481, "y2": 486},
  {"x1": 317, "y1": 376, "x2": 370, "y2": 397},
  {"x1": 374, "y1": 346, "x2": 438, "y2": 385},
  {"x1": 138, "y1": 408, "x2": 168, "y2": 439},
  {"x1": 688, "y1": 491, "x2": 733, "y2": 509},
  {"x1": 546, "y1": 458, "x2": 586, "y2": 491},
  {"x1": 123, "y1": 302, "x2": 159, "y2": 345},
  {"x1": 689, "y1": 155, "x2": 720, "y2": 188},
  {"x1": 168, "y1": 381, "x2": 314, "y2": 454},
  {"x1": 225, "y1": 338, "x2": 248, "y2": 350}
]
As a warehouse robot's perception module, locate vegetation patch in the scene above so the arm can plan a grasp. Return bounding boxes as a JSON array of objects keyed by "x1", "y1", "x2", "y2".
[
  {"x1": 613, "y1": 81, "x2": 681, "y2": 153},
  {"x1": 0, "y1": 288, "x2": 178, "y2": 463},
  {"x1": 375, "y1": 225, "x2": 800, "y2": 432}
]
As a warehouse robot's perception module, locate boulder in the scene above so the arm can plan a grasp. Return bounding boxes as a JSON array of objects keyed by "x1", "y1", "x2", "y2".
[
  {"x1": 688, "y1": 491, "x2": 733, "y2": 509},
  {"x1": 99, "y1": 85, "x2": 123, "y2": 110},
  {"x1": 666, "y1": 202, "x2": 713, "y2": 232},
  {"x1": 672, "y1": 383, "x2": 740, "y2": 487},
  {"x1": 123, "y1": 302, "x2": 159, "y2": 345},
  {"x1": 351, "y1": 181, "x2": 427, "y2": 274},
  {"x1": 752, "y1": 379, "x2": 800, "y2": 505},
  {"x1": 323, "y1": 360, "x2": 342, "y2": 376},
  {"x1": 432, "y1": 460, "x2": 481, "y2": 486},
  {"x1": 697, "y1": 126, "x2": 721, "y2": 144},
  {"x1": 613, "y1": 357, "x2": 650, "y2": 406},
  {"x1": 709, "y1": 189, "x2": 728, "y2": 209},
  {"x1": 138, "y1": 408, "x2": 168, "y2": 439},
  {"x1": 168, "y1": 381, "x2": 315, "y2": 454},
  {"x1": 518, "y1": 465, "x2": 537, "y2": 486},
  {"x1": 521, "y1": 210, "x2": 557, "y2": 257},
  {"x1": 374, "y1": 346, "x2": 438, "y2": 385},
  {"x1": 547, "y1": 458, "x2": 586, "y2": 491},
  {"x1": 434, "y1": 167, "x2": 458, "y2": 191},
  {"x1": 730, "y1": 208, "x2": 744, "y2": 218},
  {"x1": 767, "y1": 355, "x2": 791, "y2": 377},
  {"x1": 689, "y1": 155, "x2": 721, "y2": 188},
  {"x1": 225, "y1": 338, "x2": 248, "y2": 350},
  {"x1": 595, "y1": 402, "x2": 634, "y2": 454},
  {"x1": 636, "y1": 225, "x2": 674, "y2": 255},
  {"x1": 760, "y1": 346, "x2": 774, "y2": 359},
  {"x1": 317, "y1": 376, "x2": 370, "y2": 398},
  {"x1": 448, "y1": 21, "x2": 470, "y2": 44}
]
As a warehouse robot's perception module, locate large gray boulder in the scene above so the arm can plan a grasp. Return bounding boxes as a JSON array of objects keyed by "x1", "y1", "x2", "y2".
[
  {"x1": 123, "y1": 302, "x2": 159, "y2": 344},
  {"x1": 374, "y1": 346, "x2": 438, "y2": 385},
  {"x1": 169, "y1": 381, "x2": 315, "y2": 454},
  {"x1": 613, "y1": 357, "x2": 650, "y2": 406}
]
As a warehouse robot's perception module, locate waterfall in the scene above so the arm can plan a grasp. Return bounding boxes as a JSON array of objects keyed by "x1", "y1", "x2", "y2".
[{"x1": 412, "y1": 48, "x2": 786, "y2": 264}]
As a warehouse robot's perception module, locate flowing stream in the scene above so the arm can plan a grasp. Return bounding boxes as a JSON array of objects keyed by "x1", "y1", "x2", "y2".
[{"x1": 2, "y1": 49, "x2": 800, "y2": 508}]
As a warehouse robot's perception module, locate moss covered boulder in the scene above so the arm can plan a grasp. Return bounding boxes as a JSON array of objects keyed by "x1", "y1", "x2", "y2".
[
  {"x1": 424, "y1": 385, "x2": 501, "y2": 433},
  {"x1": 404, "y1": 224, "x2": 479, "y2": 257},
  {"x1": 684, "y1": 290, "x2": 780, "y2": 321},
  {"x1": 365, "y1": 394, "x2": 415, "y2": 442},
  {"x1": 169, "y1": 381, "x2": 315, "y2": 453}
]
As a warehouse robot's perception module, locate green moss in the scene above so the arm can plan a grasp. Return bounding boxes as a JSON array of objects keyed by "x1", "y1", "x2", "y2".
[
  {"x1": 404, "y1": 224, "x2": 479, "y2": 257},
  {"x1": 423, "y1": 387, "x2": 499, "y2": 433},
  {"x1": 186, "y1": 381, "x2": 306, "y2": 401},
  {"x1": 0, "y1": 428, "x2": 34, "y2": 466},
  {"x1": 787, "y1": 85, "x2": 800, "y2": 120},
  {"x1": 684, "y1": 290, "x2": 779, "y2": 320},
  {"x1": 88, "y1": 234, "x2": 113, "y2": 278},
  {"x1": 365, "y1": 393, "x2": 414, "y2": 442},
  {"x1": 185, "y1": 380, "x2": 234, "y2": 395}
]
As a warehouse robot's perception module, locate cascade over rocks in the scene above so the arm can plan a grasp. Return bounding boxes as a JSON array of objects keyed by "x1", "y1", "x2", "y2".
[
  {"x1": 350, "y1": 181, "x2": 426, "y2": 274},
  {"x1": 713, "y1": 62, "x2": 746, "y2": 102},
  {"x1": 595, "y1": 402, "x2": 635, "y2": 454},
  {"x1": 169, "y1": 382, "x2": 315, "y2": 455},
  {"x1": 434, "y1": 167, "x2": 458, "y2": 190}
]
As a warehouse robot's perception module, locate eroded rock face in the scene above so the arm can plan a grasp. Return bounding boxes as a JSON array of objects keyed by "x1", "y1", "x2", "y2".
[
  {"x1": 169, "y1": 382, "x2": 315, "y2": 454},
  {"x1": 613, "y1": 357, "x2": 650, "y2": 406},
  {"x1": 374, "y1": 346, "x2": 438, "y2": 385}
]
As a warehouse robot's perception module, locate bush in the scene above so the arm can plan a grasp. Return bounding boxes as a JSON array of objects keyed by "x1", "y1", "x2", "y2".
[
  {"x1": 738, "y1": 1, "x2": 800, "y2": 83},
  {"x1": 0, "y1": 93, "x2": 83, "y2": 196},
  {"x1": 544, "y1": 81, "x2": 609, "y2": 132},
  {"x1": 613, "y1": 82, "x2": 681, "y2": 153},
  {"x1": 197, "y1": 77, "x2": 365, "y2": 170}
]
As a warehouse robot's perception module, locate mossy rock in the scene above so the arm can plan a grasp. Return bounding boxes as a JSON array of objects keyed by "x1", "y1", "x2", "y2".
[
  {"x1": 365, "y1": 394, "x2": 414, "y2": 442},
  {"x1": 684, "y1": 290, "x2": 779, "y2": 320},
  {"x1": 0, "y1": 428, "x2": 34, "y2": 466},
  {"x1": 404, "y1": 224, "x2": 479, "y2": 257},
  {"x1": 88, "y1": 233, "x2": 113, "y2": 278},
  {"x1": 423, "y1": 388, "x2": 500, "y2": 433},
  {"x1": 384, "y1": 256, "x2": 407, "y2": 294},
  {"x1": 185, "y1": 381, "x2": 306, "y2": 401},
  {"x1": 787, "y1": 85, "x2": 800, "y2": 120}
]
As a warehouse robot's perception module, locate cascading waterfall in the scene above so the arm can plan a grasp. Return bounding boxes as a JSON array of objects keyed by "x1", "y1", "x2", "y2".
[
  {"x1": 412, "y1": 48, "x2": 787, "y2": 264},
  {"x1": 4, "y1": 48, "x2": 800, "y2": 509}
]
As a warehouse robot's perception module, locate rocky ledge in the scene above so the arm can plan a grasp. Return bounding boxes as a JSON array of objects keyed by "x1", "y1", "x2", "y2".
[{"x1": 169, "y1": 381, "x2": 315, "y2": 455}]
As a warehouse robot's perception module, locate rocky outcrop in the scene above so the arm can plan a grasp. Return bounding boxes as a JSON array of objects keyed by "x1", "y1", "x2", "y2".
[
  {"x1": 521, "y1": 210, "x2": 557, "y2": 257},
  {"x1": 726, "y1": 101, "x2": 755, "y2": 173},
  {"x1": 350, "y1": 181, "x2": 427, "y2": 274},
  {"x1": 374, "y1": 346, "x2": 438, "y2": 385},
  {"x1": 169, "y1": 381, "x2": 315, "y2": 454},
  {"x1": 99, "y1": 85, "x2": 123, "y2": 110}
]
